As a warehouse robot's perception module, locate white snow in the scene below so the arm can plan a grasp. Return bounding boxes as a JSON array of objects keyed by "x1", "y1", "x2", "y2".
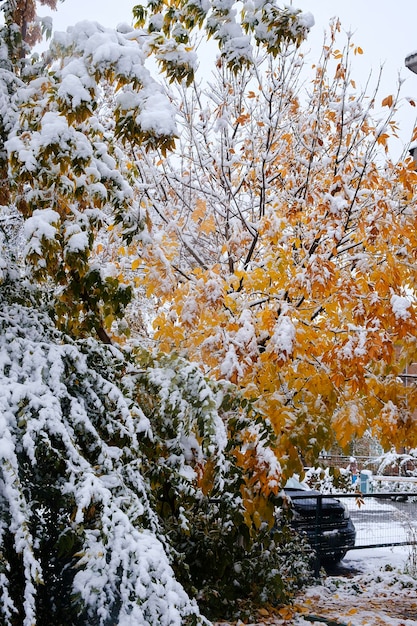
[
  {"x1": 65, "y1": 231, "x2": 89, "y2": 253},
  {"x1": 391, "y1": 293, "x2": 412, "y2": 321},
  {"x1": 215, "y1": 545, "x2": 417, "y2": 625},
  {"x1": 23, "y1": 209, "x2": 60, "y2": 250},
  {"x1": 0, "y1": 303, "x2": 207, "y2": 625},
  {"x1": 268, "y1": 315, "x2": 296, "y2": 360}
]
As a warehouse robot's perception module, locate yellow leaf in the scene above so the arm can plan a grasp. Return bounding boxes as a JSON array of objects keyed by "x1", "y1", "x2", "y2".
[
  {"x1": 96, "y1": 244, "x2": 103, "y2": 254},
  {"x1": 355, "y1": 46, "x2": 364, "y2": 55},
  {"x1": 192, "y1": 198, "x2": 206, "y2": 222},
  {"x1": 258, "y1": 607, "x2": 270, "y2": 617},
  {"x1": 198, "y1": 458, "x2": 216, "y2": 496},
  {"x1": 131, "y1": 258, "x2": 140, "y2": 270},
  {"x1": 200, "y1": 215, "x2": 216, "y2": 235},
  {"x1": 118, "y1": 246, "x2": 126, "y2": 256},
  {"x1": 104, "y1": 314, "x2": 114, "y2": 328}
]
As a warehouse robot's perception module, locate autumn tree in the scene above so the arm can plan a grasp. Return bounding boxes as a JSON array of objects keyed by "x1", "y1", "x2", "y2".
[
  {"x1": 127, "y1": 19, "x2": 417, "y2": 477},
  {"x1": 0, "y1": 1, "x2": 315, "y2": 623}
]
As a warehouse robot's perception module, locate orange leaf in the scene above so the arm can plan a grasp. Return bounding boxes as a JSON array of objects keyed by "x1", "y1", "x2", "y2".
[
  {"x1": 381, "y1": 94, "x2": 394, "y2": 108},
  {"x1": 278, "y1": 606, "x2": 295, "y2": 619},
  {"x1": 236, "y1": 113, "x2": 250, "y2": 124},
  {"x1": 377, "y1": 133, "x2": 390, "y2": 146}
]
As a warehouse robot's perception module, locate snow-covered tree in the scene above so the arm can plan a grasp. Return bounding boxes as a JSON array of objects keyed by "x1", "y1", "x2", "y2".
[
  {"x1": 126, "y1": 18, "x2": 417, "y2": 476},
  {"x1": 4, "y1": 10, "x2": 178, "y2": 341},
  {"x1": 0, "y1": 1, "x2": 314, "y2": 623}
]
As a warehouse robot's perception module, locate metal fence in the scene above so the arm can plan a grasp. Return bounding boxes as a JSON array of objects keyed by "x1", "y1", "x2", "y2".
[
  {"x1": 291, "y1": 492, "x2": 417, "y2": 552},
  {"x1": 341, "y1": 492, "x2": 417, "y2": 550}
]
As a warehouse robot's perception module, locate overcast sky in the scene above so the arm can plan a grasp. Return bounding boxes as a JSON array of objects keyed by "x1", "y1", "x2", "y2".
[{"x1": 41, "y1": 0, "x2": 417, "y2": 159}]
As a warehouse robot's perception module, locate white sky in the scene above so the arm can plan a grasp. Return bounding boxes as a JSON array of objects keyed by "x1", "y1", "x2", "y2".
[{"x1": 40, "y1": 0, "x2": 417, "y2": 159}]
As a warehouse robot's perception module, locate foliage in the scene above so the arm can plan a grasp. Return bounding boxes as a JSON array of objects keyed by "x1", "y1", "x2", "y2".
[
  {"x1": 1, "y1": 3, "x2": 226, "y2": 622},
  {"x1": 133, "y1": 0, "x2": 313, "y2": 82},
  {"x1": 0, "y1": 282, "x2": 312, "y2": 624},
  {"x1": 0, "y1": 1, "x2": 320, "y2": 623},
  {"x1": 304, "y1": 466, "x2": 355, "y2": 494},
  {"x1": 168, "y1": 499, "x2": 314, "y2": 620},
  {"x1": 128, "y1": 20, "x2": 417, "y2": 477},
  {"x1": 0, "y1": 0, "x2": 57, "y2": 60},
  {"x1": 2, "y1": 1, "x2": 177, "y2": 343},
  {"x1": 7, "y1": 1, "x2": 417, "y2": 622},
  {"x1": 0, "y1": 284, "x2": 211, "y2": 626},
  {"x1": 129, "y1": 350, "x2": 313, "y2": 618}
]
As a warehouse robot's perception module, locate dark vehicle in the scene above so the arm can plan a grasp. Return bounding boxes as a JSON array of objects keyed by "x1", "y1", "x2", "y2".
[{"x1": 283, "y1": 478, "x2": 356, "y2": 562}]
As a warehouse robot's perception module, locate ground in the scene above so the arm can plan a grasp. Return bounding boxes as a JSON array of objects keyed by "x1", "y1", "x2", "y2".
[{"x1": 214, "y1": 546, "x2": 417, "y2": 625}]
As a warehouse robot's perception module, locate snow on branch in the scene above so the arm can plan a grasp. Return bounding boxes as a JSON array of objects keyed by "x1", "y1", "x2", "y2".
[{"x1": 0, "y1": 301, "x2": 206, "y2": 625}]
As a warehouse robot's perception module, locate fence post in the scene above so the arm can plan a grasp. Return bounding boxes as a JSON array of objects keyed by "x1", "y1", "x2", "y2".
[{"x1": 313, "y1": 494, "x2": 322, "y2": 578}]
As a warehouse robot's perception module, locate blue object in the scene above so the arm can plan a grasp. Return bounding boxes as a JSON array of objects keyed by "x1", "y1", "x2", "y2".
[{"x1": 360, "y1": 471, "x2": 371, "y2": 493}]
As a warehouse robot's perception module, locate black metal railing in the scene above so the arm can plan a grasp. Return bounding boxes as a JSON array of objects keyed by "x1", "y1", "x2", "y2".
[{"x1": 290, "y1": 492, "x2": 417, "y2": 552}]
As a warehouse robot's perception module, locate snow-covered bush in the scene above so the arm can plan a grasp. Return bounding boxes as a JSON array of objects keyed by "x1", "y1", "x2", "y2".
[
  {"x1": 130, "y1": 353, "x2": 314, "y2": 619},
  {"x1": 369, "y1": 449, "x2": 417, "y2": 496},
  {"x1": 373, "y1": 448, "x2": 417, "y2": 478},
  {"x1": 0, "y1": 286, "x2": 209, "y2": 626}
]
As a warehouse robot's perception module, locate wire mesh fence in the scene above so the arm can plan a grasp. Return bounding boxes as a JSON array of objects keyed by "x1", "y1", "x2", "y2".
[
  {"x1": 341, "y1": 493, "x2": 417, "y2": 550},
  {"x1": 289, "y1": 492, "x2": 417, "y2": 554}
]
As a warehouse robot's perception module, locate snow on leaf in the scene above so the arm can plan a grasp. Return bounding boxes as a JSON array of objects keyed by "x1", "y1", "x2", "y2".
[
  {"x1": 267, "y1": 315, "x2": 296, "y2": 362},
  {"x1": 0, "y1": 301, "x2": 206, "y2": 625},
  {"x1": 391, "y1": 293, "x2": 412, "y2": 321}
]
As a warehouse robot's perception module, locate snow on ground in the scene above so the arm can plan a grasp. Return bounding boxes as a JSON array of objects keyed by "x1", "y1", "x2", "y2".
[
  {"x1": 343, "y1": 545, "x2": 411, "y2": 573},
  {"x1": 299, "y1": 545, "x2": 417, "y2": 626},
  {"x1": 215, "y1": 496, "x2": 417, "y2": 624},
  {"x1": 215, "y1": 546, "x2": 417, "y2": 625}
]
